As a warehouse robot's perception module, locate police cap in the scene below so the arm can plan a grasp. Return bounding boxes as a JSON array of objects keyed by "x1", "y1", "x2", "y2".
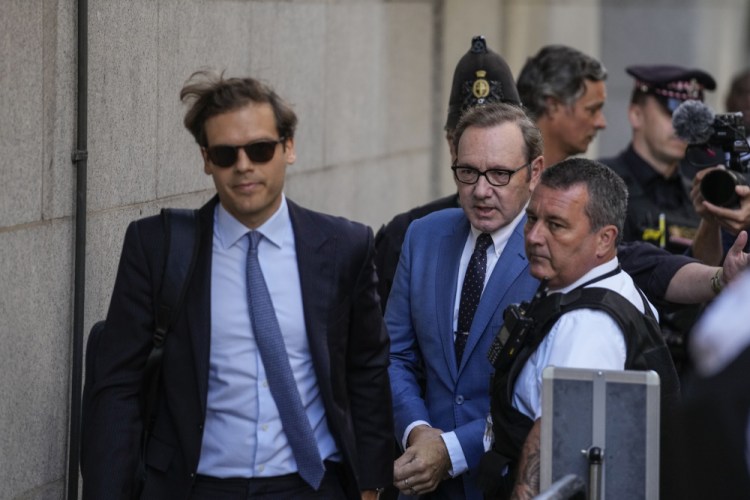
[
  {"x1": 626, "y1": 64, "x2": 716, "y2": 113},
  {"x1": 445, "y1": 36, "x2": 520, "y2": 131}
]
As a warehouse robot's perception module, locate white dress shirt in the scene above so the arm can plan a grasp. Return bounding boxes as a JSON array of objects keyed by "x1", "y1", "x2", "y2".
[{"x1": 512, "y1": 258, "x2": 657, "y2": 420}]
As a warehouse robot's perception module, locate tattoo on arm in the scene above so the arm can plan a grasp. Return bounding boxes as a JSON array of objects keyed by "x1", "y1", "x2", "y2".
[{"x1": 511, "y1": 419, "x2": 542, "y2": 500}]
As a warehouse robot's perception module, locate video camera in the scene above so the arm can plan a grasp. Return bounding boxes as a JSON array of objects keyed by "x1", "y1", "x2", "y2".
[{"x1": 673, "y1": 100, "x2": 750, "y2": 207}]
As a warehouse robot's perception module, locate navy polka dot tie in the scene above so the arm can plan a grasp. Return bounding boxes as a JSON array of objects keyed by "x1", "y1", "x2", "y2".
[
  {"x1": 455, "y1": 233, "x2": 493, "y2": 365},
  {"x1": 246, "y1": 231, "x2": 325, "y2": 489}
]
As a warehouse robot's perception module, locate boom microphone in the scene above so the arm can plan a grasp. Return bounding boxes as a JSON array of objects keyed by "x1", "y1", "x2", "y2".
[{"x1": 672, "y1": 100, "x2": 715, "y2": 144}]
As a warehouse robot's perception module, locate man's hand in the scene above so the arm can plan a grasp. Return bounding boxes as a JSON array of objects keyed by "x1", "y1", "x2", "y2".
[
  {"x1": 692, "y1": 166, "x2": 750, "y2": 234},
  {"x1": 360, "y1": 490, "x2": 380, "y2": 500},
  {"x1": 722, "y1": 230, "x2": 749, "y2": 284},
  {"x1": 393, "y1": 425, "x2": 451, "y2": 496}
]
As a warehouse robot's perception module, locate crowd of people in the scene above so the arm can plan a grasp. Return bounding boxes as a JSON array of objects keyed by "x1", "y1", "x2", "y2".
[{"x1": 79, "y1": 35, "x2": 750, "y2": 500}]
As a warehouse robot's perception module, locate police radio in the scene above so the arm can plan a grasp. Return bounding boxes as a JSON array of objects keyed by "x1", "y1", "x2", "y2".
[{"x1": 487, "y1": 279, "x2": 549, "y2": 371}]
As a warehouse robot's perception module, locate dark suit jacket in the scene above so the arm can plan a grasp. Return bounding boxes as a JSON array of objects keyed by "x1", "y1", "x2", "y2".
[
  {"x1": 81, "y1": 196, "x2": 394, "y2": 499},
  {"x1": 374, "y1": 194, "x2": 460, "y2": 311}
]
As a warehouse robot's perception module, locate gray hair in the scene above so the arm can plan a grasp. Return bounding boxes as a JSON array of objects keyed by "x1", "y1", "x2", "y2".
[
  {"x1": 517, "y1": 45, "x2": 607, "y2": 120},
  {"x1": 540, "y1": 158, "x2": 627, "y2": 244},
  {"x1": 452, "y1": 102, "x2": 543, "y2": 164}
]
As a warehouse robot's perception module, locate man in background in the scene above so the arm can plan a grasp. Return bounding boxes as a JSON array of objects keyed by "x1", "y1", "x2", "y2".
[
  {"x1": 516, "y1": 44, "x2": 607, "y2": 168},
  {"x1": 726, "y1": 67, "x2": 750, "y2": 132}
]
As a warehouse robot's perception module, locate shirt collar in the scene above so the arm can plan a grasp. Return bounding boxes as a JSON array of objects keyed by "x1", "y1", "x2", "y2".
[
  {"x1": 215, "y1": 194, "x2": 291, "y2": 250},
  {"x1": 552, "y1": 257, "x2": 620, "y2": 294}
]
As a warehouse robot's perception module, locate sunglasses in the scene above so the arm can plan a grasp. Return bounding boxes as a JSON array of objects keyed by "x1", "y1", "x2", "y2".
[{"x1": 205, "y1": 138, "x2": 285, "y2": 167}]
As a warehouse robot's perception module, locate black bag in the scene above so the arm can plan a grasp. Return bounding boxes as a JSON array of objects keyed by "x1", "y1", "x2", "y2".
[{"x1": 81, "y1": 208, "x2": 199, "y2": 498}]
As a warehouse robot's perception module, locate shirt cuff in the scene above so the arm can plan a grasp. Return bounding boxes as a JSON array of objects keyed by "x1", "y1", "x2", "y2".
[
  {"x1": 402, "y1": 420, "x2": 431, "y2": 450},
  {"x1": 440, "y1": 431, "x2": 467, "y2": 477}
]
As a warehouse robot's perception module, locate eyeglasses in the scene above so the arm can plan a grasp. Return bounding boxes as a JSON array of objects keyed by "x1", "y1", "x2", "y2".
[
  {"x1": 205, "y1": 139, "x2": 285, "y2": 167},
  {"x1": 451, "y1": 163, "x2": 529, "y2": 187}
]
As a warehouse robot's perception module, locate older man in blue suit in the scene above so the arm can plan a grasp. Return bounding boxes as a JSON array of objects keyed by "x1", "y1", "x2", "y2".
[{"x1": 386, "y1": 103, "x2": 543, "y2": 500}]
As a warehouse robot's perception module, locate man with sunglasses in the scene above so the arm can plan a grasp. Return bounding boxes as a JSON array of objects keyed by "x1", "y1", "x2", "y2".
[
  {"x1": 82, "y1": 71, "x2": 393, "y2": 500},
  {"x1": 600, "y1": 65, "x2": 717, "y2": 255},
  {"x1": 387, "y1": 103, "x2": 542, "y2": 500}
]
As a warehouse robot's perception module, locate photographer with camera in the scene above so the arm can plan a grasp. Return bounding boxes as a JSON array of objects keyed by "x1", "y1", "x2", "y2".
[
  {"x1": 600, "y1": 65, "x2": 717, "y2": 257},
  {"x1": 600, "y1": 66, "x2": 723, "y2": 372},
  {"x1": 686, "y1": 68, "x2": 750, "y2": 261}
]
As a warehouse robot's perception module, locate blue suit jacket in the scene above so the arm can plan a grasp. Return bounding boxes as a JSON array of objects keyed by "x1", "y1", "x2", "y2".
[
  {"x1": 81, "y1": 196, "x2": 393, "y2": 499},
  {"x1": 385, "y1": 208, "x2": 539, "y2": 500}
]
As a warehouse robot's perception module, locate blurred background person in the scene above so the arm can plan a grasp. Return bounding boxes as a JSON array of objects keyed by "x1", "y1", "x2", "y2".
[
  {"x1": 516, "y1": 44, "x2": 607, "y2": 168},
  {"x1": 679, "y1": 267, "x2": 750, "y2": 500}
]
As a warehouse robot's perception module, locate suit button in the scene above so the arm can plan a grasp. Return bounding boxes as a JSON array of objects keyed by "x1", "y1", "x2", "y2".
[
  {"x1": 190, "y1": 473, "x2": 195, "y2": 479},
  {"x1": 455, "y1": 395, "x2": 464, "y2": 405}
]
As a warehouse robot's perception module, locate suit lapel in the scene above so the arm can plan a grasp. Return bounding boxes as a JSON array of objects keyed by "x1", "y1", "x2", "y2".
[
  {"x1": 459, "y1": 215, "x2": 528, "y2": 372},
  {"x1": 436, "y1": 216, "x2": 471, "y2": 379},
  {"x1": 187, "y1": 197, "x2": 218, "y2": 416},
  {"x1": 288, "y1": 200, "x2": 335, "y2": 385}
]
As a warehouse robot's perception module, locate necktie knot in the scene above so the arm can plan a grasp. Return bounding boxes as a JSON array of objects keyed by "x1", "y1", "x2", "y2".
[
  {"x1": 475, "y1": 233, "x2": 493, "y2": 254},
  {"x1": 248, "y1": 231, "x2": 262, "y2": 253}
]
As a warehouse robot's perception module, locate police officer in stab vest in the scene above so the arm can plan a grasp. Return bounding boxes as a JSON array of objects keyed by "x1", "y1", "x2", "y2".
[{"x1": 478, "y1": 159, "x2": 680, "y2": 500}]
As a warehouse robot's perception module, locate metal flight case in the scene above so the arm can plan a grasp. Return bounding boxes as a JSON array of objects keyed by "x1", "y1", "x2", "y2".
[{"x1": 540, "y1": 367, "x2": 660, "y2": 500}]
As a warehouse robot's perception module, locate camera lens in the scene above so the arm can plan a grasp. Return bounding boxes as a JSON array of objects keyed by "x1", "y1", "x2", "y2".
[{"x1": 700, "y1": 169, "x2": 745, "y2": 207}]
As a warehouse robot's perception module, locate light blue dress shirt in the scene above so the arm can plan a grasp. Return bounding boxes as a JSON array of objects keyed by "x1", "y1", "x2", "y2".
[{"x1": 197, "y1": 196, "x2": 339, "y2": 478}]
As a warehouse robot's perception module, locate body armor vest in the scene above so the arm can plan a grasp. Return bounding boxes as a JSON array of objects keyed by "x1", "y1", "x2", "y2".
[{"x1": 478, "y1": 285, "x2": 680, "y2": 499}]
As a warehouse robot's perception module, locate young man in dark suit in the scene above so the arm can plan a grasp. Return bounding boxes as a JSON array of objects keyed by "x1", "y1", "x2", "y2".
[{"x1": 81, "y1": 71, "x2": 393, "y2": 500}]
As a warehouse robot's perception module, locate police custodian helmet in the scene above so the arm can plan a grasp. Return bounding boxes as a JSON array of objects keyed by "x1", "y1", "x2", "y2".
[{"x1": 445, "y1": 36, "x2": 521, "y2": 131}]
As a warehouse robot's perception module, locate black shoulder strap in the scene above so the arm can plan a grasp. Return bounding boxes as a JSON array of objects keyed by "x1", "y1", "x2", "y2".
[
  {"x1": 559, "y1": 287, "x2": 652, "y2": 324},
  {"x1": 517, "y1": 286, "x2": 653, "y2": 370},
  {"x1": 153, "y1": 208, "x2": 200, "y2": 343},
  {"x1": 140, "y1": 208, "x2": 199, "y2": 440}
]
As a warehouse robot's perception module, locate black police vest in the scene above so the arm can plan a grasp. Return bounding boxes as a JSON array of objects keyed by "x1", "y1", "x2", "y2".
[{"x1": 480, "y1": 286, "x2": 680, "y2": 498}]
